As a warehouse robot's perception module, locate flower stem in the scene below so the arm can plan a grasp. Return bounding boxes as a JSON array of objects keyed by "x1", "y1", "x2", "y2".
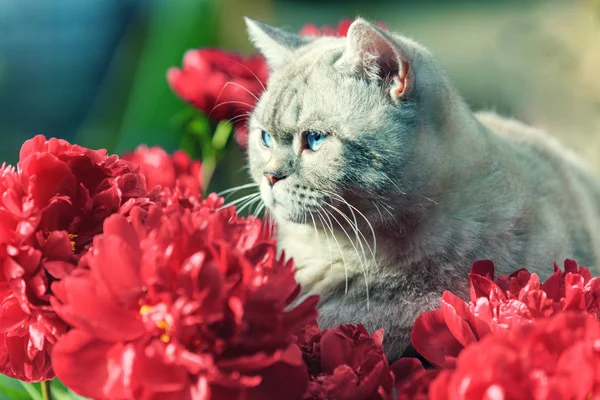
[{"x1": 41, "y1": 380, "x2": 52, "y2": 400}]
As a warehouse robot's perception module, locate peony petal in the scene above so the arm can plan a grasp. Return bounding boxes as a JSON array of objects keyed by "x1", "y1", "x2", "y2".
[
  {"x1": 470, "y1": 259, "x2": 495, "y2": 279},
  {"x1": 88, "y1": 229, "x2": 143, "y2": 305},
  {"x1": 0, "y1": 295, "x2": 28, "y2": 333},
  {"x1": 50, "y1": 273, "x2": 144, "y2": 342},
  {"x1": 53, "y1": 329, "x2": 135, "y2": 399},
  {"x1": 441, "y1": 291, "x2": 478, "y2": 346},
  {"x1": 411, "y1": 309, "x2": 462, "y2": 369}
]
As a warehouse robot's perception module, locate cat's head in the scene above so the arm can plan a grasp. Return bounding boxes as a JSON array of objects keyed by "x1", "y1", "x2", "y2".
[{"x1": 244, "y1": 17, "x2": 452, "y2": 226}]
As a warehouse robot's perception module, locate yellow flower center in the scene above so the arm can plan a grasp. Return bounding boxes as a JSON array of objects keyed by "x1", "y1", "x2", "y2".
[
  {"x1": 45, "y1": 232, "x2": 78, "y2": 254},
  {"x1": 139, "y1": 305, "x2": 171, "y2": 343}
]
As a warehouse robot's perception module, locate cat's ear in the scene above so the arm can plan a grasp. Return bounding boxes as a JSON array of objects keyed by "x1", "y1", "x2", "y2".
[
  {"x1": 245, "y1": 17, "x2": 310, "y2": 69},
  {"x1": 341, "y1": 18, "x2": 411, "y2": 102}
]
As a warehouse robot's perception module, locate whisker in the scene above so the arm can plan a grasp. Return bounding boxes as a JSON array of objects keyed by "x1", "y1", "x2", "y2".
[
  {"x1": 318, "y1": 205, "x2": 349, "y2": 295},
  {"x1": 323, "y1": 203, "x2": 370, "y2": 309},
  {"x1": 209, "y1": 100, "x2": 255, "y2": 120},
  {"x1": 218, "y1": 182, "x2": 259, "y2": 197},
  {"x1": 327, "y1": 191, "x2": 377, "y2": 259},
  {"x1": 316, "y1": 209, "x2": 335, "y2": 274},
  {"x1": 219, "y1": 192, "x2": 260, "y2": 210},
  {"x1": 236, "y1": 195, "x2": 263, "y2": 215},
  {"x1": 232, "y1": 61, "x2": 267, "y2": 93}
]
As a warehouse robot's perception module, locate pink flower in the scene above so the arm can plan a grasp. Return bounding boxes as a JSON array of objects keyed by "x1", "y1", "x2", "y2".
[
  {"x1": 411, "y1": 259, "x2": 600, "y2": 369},
  {"x1": 52, "y1": 198, "x2": 318, "y2": 399},
  {"x1": 428, "y1": 312, "x2": 600, "y2": 399}
]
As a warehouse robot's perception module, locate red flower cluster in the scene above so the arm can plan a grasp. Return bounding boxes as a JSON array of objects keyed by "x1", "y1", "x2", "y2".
[
  {"x1": 122, "y1": 145, "x2": 203, "y2": 209},
  {"x1": 4, "y1": 134, "x2": 600, "y2": 399},
  {"x1": 296, "y1": 324, "x2": 394, "y2": 400},
  {"x1": 167, "y1": 49, "x2": 269, "y2": 147},
  {"x1": 411, "y1": 259, "x2": 600, "y2": 369},
  {"x1": 0, "y1": 135, "x2": 148, "y2": 381},
  {"x1": 51, "y1": 196, "x2": 318, "y2": 399},
  {"x1": 122, "y1": 145, "x2": 202, "y2": 195},
  {"x1": 429, "y1": 312, "x2": 600, "y2": 399}
]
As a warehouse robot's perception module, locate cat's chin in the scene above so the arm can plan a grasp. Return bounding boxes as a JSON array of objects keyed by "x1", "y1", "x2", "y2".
[{"x1": 270, "y1": 204, "x2": 314, "y2": 226}]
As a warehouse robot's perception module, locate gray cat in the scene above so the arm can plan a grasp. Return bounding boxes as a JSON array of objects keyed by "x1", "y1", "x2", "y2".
[{"x1": 242, "y1": 17, "x2": 600, "y2": 360}]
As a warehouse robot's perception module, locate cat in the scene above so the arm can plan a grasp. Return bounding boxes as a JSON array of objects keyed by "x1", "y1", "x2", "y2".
[{"x1": 242, "y1": 17, "x2": 600, "y2": 361}]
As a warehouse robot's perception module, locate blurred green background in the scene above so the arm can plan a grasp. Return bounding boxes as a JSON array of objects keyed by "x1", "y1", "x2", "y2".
[
  {"x1": 0, "y1": 0, "x2": 598, "y2": 397},
  {"x1": 0, "y1": 0, "x2": 599, "y2": 194}
]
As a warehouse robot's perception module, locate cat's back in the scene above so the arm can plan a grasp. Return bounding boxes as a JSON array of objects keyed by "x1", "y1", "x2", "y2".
[{"x1": 475, "y1": 111, "x2": 600, "y2": 272}]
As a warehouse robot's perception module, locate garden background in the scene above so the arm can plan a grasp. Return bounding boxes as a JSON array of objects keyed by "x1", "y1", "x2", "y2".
[{"x1": 0, "y1": 0, "x2": 599, "y2": 398}]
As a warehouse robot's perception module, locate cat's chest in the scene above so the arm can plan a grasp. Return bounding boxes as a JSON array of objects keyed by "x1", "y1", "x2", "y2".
[{"x1": 276, "y1": 223, "x2": 375, "y2": 295}]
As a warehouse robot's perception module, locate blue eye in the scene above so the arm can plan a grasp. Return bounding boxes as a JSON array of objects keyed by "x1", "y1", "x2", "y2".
[
  {"x1": 306, "y1": 131, "x2": 326, "y2": 151},
  {"x1": 261, "y1": 130, "x2": 273, "y2": 148}
]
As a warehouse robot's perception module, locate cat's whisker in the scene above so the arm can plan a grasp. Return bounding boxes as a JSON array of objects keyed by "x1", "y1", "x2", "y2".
[
  {"x1": 318, "y1": 205, "x2": 349, "y2": 295},
  {"x1": 323, "y1": 204, "x2": 370, "y2": 309},
  {"x1": 252, "y1": 200, "x2": 265, "y2": 216},
  {"x1": 326, "y1": 191, "x2": 377, "y2": 260},
  {"x1": 381, "y1": 172, "x2": 407, "y2": 196},
  {"x1": 227, "y1": 111, "x2": 252, "y2": 126},
  {"x1": 315, "y1": 209, "x2": 335, "y2": 273},
  {"x1": 221, "y1": 81, "x2": 260, "y2": 102},
  {"x1": 218, "y1": 182, "x2": 259, "y2": 198},
  {"x1": 209, "y1": 100, "x2": 255, "y2": 120},
  {"x1": 232, "y1": 61, "x2": 267, "y2": 93},
  {"x1": 236, "y1": 195, "x2": 263, "y2": 215},
  {"x1": 325, "y1": 202, "x2": 370, "y2": 276},
  {"x1": 219, "y1": 192, "x2": 260, "y2": 210}
]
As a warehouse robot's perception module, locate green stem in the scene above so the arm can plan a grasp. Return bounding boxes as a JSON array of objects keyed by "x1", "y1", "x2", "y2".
[
  {"x1": 202, "y1": 156, "x2": 217, "y2": 195},
  {"x1": 41, "y1": 380, "x2": 52, "y2": 400}
]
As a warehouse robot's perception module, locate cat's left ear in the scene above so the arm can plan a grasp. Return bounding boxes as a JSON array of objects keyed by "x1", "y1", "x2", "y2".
[
  {"x1": 245, "y1": 17, "x2": 311, "y2": 70},
  {"x1": 340, "y1": 18, "x2": 412, "y2": 103}
]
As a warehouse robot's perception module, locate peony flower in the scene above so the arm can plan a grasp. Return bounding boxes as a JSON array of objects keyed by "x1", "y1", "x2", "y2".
[
  {"x1": 297, "y1": 323, "x2": 394, "y2": 400},
  {"x1": 121, "y1": 146, "x2": 203, "y2": 210},
  {"x1": 428, "y1": 312, "x2": 600, "y2": 399},
  {"x1": 51, "y1": 196, "x2": 318, "y2": 400},
  {"x1": 0, "y1": 135, "x2": 148, "y2": 381},
  {"x1": 391, "y1": 358, "x2": 438, "y2": 400},
  {"x1": 411, "y1": 259, "x2": 600, "y2": 369},
  {"x1": 122, "y1": 145, "x2": 202, "y2": 195},
  {"x1": 300, "y1": 19, "x2": 388, "y2": 37},
  {"x1": 167, "y1": 49, "x2": 268, "y2": 148}
]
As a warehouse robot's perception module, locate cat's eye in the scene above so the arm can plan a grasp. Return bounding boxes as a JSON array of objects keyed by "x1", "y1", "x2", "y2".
[
  {"x1": 306, "y1": 131, "x2": 326, "y2": 151},
  {"x1": 260, "y1": 130, "x2": 273, "y2": 148}
]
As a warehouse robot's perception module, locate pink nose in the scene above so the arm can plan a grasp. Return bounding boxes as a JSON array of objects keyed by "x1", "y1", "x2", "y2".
[{"x1": 265, "y1": 173, "x2": 280, "y2": 186}]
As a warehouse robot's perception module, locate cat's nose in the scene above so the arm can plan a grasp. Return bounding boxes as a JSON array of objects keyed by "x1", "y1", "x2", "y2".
[{"x1": 264, "y1": 172, "x2": 286, "y2": 186}]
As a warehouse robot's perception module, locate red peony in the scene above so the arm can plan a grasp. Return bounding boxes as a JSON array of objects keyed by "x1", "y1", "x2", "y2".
[
  {"x1": 411, "y1": 259, "x2": 600, "y2": 369},
  {"x1": 51, "y1": 196, "x2": 318, "y2": 400},
  {"x1": 300, "y1": 19, "x2": 388, "y2": 37},
  {"x1": 167, "y1": 49, "x2": 268, "y2": 148},
  {"x1": 428, "y1": 312, "x2": 600, "y2": 399},
  {"x1": 0, "y1": 135, "x2": 148, "y2": 381},
  {"x1": 121, "y1": 145, "x2": 203, "y2": 211},
  {"x1": 297, "y1": 323, "x2": 394, "y2": 400},
  {"x1": 391, "y1": 358, "x2": 438, "y2": 400}
]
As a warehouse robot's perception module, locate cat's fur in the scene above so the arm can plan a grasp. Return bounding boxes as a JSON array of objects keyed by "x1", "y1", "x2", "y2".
[{"x1": 243, "y1": 17, "x2": 600, "y2": 360}]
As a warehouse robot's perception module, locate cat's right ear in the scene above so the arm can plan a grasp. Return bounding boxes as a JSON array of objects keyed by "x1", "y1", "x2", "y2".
[
  {"x1": 340, "y1": 18, "x2": 412, "y2": 103},
  {"x1": 245, "y1": 17, "x2": 310, "y2": 69}
]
